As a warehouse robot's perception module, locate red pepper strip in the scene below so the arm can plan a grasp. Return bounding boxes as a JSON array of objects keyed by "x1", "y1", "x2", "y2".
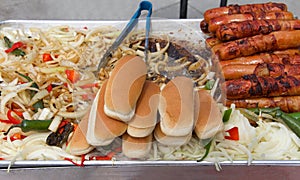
[
  {"x1": 46, "y1": 84, "x2": 53, "y2": 92},
  {"x1": 43, "y1": 53, "x2": 53, "y2": 62},
  {"x1": 7, "y1": 110, "x2": 22, "y2": 124},
  {"x1": 5, "y1": 42, "x2": 24, "y2": 53},
  {"x1": 64, "y1": 154, "x2": 85, "y2": 166},
  {"x1": 13, "y1": 109, "x2": 24, "y2": 117},
  {"x1": 0, "y1": 158, "x2": 4, "y2": 160},
  {"x1": 3, "y1": 133, "x2": 26, "y2": 141},
  {"x1": 225, "y1": 127, "x2": 239, "y2": 141},
  {"x1": 0, "y1": 119, "x2": 9, "y2": 123},
  {"x1": 89, "y1": 155, "x2": 111, "y2": 160},
  {"x1": 79, "y1": 83, "x2": 99, "y2": 89},
  {"x1": 65, "y1": 69, "x2": 80, "y2": 83},
  {"x1": 106, "y1": 151, "x2": 116, "y2": 159}
]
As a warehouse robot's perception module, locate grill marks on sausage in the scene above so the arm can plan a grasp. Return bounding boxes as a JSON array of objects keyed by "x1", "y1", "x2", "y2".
[
  {"x1": 224, "y1": 96, "x2": 300, "y2": 113},
  {"x1": 223, "y1": 75, "x2": 300, "y2": 99},
  {"x1": 227, "y1": 3, "x2": 287, "y2": 15},
  {"x1": 216, "y1": 19, "x2": 300, "y2": 41},
  {"x1": 213, "y1": 31, "x2": 300, "y2": 60}
]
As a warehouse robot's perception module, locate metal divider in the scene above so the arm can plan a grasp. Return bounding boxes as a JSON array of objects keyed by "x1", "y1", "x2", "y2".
[{"x1": 179, "y1": 0, "x2": 228, "y2": 18}]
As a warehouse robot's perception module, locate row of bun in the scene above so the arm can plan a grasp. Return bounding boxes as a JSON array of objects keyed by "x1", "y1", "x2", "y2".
[{"x1": 66, "y1": 55, "x2": 224, "y2": 159}]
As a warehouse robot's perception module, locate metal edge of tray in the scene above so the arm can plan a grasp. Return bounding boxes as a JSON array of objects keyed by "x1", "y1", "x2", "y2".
[
  {"x1": 0, "y1": 19, "x2": 299, "y2": 168},
  {"x1": 2, "y1": 160, "x2": 300, "y2": 169}
]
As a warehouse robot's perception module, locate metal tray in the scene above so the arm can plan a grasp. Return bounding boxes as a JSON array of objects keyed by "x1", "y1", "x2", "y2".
[{"x1": 0, "y1": 19, "x2": 300, "y2": 169}]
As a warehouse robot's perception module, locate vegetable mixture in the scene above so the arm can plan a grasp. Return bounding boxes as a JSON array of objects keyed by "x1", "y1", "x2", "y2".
[{"x1": 0, "y1": 23, "x2": 300, "y2": 169}]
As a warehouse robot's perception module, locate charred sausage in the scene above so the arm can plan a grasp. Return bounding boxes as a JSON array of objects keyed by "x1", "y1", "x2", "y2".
[
  {"x1": 219, "y1": 53, "x2": 300, "y2": 67},
  {"x1": 212, "y1": 30, "x2": 300, "y2": 60},
  {"x1": 208, "y1": 11, "x2": 294, "y2": 33},
  {"x1": 216, "y1": 19, "x2": 300, "y2": 41},
  {"x1": 224, "y1": 96, "x2": 300, "y2": 113},
  {"x1": 204, "y1": 2, "x2": 287, "y2": 22},
  {"x1": 206, "y1": 37, "x2": 222, "y2": 48},
  {"x1": 222, "y1": 63, "x2": 300, "y2": 80},
  {"x1": 222, "y1": 74, "x2": 300, "y2": 99}
]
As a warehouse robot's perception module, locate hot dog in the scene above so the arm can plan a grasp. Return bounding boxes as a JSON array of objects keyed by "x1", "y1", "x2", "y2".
[
  {"x1": 213, "y1": 30, "x2": 300, "y2": 60},
  {"x1": 206, "y1": 37, "x2": 222, "y2": 48},
  {"x1": 219, "y1": 53, "x2": 300, "y2": 67},
  {"x1": 208, "y1": 11, "x2": 294, "y2": 33},
  {"x1": 204, "y1": 2, "x2": 287, "y2": 22},
  {"x1": 222, "y1": 63, "x2": 300, "y2": 80},
  {"x1": 216, "y1": 19, "x2": 300, "y2": 41},
  {"x1": 225, "y1": 96, "x2": 300, "y2": 113},
  {"x1": 222, "y1": 74, "x2": 300, "y2": 100}
]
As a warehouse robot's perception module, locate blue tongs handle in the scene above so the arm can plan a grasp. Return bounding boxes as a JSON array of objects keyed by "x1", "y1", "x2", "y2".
[{"x1": 97, "y1": 1, "x2": 152, "y2": 71}]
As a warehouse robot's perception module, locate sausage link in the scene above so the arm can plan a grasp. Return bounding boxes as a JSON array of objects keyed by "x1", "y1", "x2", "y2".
[
  {"x1": 206, "y1": 37, "x2": 222, "y2": 48},
  {"x1": 216, "y1": 19, "x2": 300, "y2": 41},
  {"x1": 204, "y1": 2, "x2": 287, "y2": 22},
  {"x1": 208, "y1": 11, "x2": 294, "y2": 33},
  {"x1": 222, "y1": 63, "x2": 300, "y2": 80},
  {"x1": 224, "y1": 96, "x2": 300, "y2": 113},
  {"x1": 213, "y1": 30, "x2": 300, "y2": 60},
  {"x1": 222, "y1": 74, "x2": 300, "y2": 99}
]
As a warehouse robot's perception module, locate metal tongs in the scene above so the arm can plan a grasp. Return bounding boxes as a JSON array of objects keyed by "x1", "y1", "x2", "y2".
[{"x1": 97, "y1": 1, "x2": 152, "y2": 71}]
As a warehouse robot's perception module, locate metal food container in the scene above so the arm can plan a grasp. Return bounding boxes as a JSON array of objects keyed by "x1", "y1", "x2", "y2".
[{"x1": 0, "y1": 20, "x2": 300, "y2": 179}]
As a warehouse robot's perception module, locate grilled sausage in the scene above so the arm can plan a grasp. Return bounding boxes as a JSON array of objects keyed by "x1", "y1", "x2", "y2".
[
  {"x1": 222, "y1": 63, "x2": 300, "y2": 80},
  {"x1": 208, "y1": 11, "x2": 294, "y2": 33},
  {"x1": 216, "y1": 19, "x2": 300, "y2": 41},
  {"x1": 200, "y1": 20, "x2": 210, "y2": 34},
  {"x1": 204, "y1": 2, "x2": 287, "y2": 22},
  {"x1": 224, "y1": 96, "x2": 300, "y2": 113},
  {"x1": 212, "y1": 30, "x2": 300, "y2": 60},
  {"x1": 206, "y1": 37, "x2": 222, "y2": 48},
  {"x1": 219, "y1": 53, "x2": 300, "y2": 67},
  {"x1": 222, "y1": 74, "x2": 300, "y2": 99}
]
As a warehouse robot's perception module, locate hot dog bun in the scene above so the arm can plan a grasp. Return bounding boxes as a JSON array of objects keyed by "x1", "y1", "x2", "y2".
[
  {"x1": 127, "y1": 125, "x2": 155, "y2": 138},
  {"x1": 122, "y1": 133, "x2": 152, "y2": 159},
  {"x1": 128, "y1": 81, "x2": 160, "y2": 137},
  {"x1": 104, "y1": 55, "x2": 147, "y2": 122},
  {"x1": 86, "y1": 81, "x2": 128, "y2": 146},
  {"x1": 158, "y1": 76, "x2": 195, "y2": 136},
  {"x1": 194, "y1": 89, "x2": 224, "y2": 139},
  {"x1": 66, "y1": 107, "x2": 94, "y2": 155},
  {"x1": 153, "y1": 124, "x2": 192, "y2": 146}
]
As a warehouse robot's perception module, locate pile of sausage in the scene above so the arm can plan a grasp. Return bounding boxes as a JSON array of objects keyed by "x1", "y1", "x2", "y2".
[{"x1": 201, "y1": 2, "x2": 300, "y2": 113}]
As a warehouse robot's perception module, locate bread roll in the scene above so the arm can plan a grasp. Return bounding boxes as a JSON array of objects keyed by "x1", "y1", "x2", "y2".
[
  {"x1": 194, "y1": 89, "x2": 224, "y2": 139},
  {"x1": 127, "y1": 125, "x2": 155, "y2": 138},
  {"x1": 159, "y1": 76, "x2": 195, "y2": 136},
  {"x1": 122, "y1": 133, "x2": 152, "y2": 159},
  {"x1": 66, "y1": 107, "x2": 94, "y2": 155},
  {"x1": 86, "y1": 81, "x2": 128, "y2": 146},
  {"x1": 104, "y1": 55, "x2": 147, "y2": 122},
  {"x1": 153, "y1": 124, "x2": 192, "y2": 146},
  {"x1": 128, "y1": 81, "x2": 160, "y2": 137}
]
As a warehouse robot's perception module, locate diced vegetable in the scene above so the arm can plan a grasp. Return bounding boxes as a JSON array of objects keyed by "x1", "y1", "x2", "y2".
[
  {"x1": 204, "y1": 79, "x2": 215, "y2": 90},
  {"x1": 65, "y1": 69, "x2": 80, "y2": 83},
  {"x1": 47, "y1": 84, "x2": 53, "y2": 92},
  {"x1": 42, "y1": 53, "x2": 53, "y2": 62},
  {"x1": 225, "y1": 127, "x2": 239, "y2": 140},
  {"x1": 3, "y1": 36, "x2": 26, "y2": 56},
  {"x1": 46, "y1": 121, "x2": 74, "y2": 147},
  {"x1": 222, "y1": 108, "x2": 232, "y2": 122},
  {"x1": 3, "y1": 132, "x2": 26, "y2": 141},
  {"x1": 7, "y1": 109, "x2": 21, "y2": 124}
]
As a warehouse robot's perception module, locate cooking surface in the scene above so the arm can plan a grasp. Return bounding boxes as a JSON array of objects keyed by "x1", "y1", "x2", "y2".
[{"x1": 1, "y1": 0, "x2": 300, "y2": 179}]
